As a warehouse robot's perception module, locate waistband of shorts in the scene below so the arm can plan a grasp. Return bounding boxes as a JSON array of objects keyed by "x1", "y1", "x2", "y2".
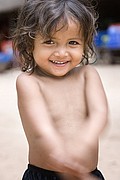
[
  {"x1": 28, "y1": 164, "x2": 58, "y2": 175},
  {"x1": 28, "y1": 164, "x2": 98, "y2": 174}
]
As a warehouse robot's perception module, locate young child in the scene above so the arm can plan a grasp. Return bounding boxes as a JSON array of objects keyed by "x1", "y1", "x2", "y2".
[{"x1": 13, "y1": 0, "x2": 108, "y2": 179}]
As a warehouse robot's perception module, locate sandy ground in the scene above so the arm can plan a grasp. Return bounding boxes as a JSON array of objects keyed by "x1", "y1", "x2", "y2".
[{"x1": 0, "y1": 65, "x2": 120, "y2": 180}]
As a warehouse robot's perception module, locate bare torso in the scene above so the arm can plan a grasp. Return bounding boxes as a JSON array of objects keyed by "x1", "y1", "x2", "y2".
[{"x1": 23, "y1": 66, "x2": 99, "y2": 179}]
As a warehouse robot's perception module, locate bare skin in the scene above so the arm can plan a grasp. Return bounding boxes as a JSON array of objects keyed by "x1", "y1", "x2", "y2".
[
  {"x1": 17, "y1": 17, "x2": 108, "y2": 180},
  {"x1": 16, "y1": 65, "x2": 108, "y2": 179}
]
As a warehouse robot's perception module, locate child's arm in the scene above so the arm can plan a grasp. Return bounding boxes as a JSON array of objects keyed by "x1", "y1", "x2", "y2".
[
  {"x1": 16, "y1": 73, "x2": 84, "y2": 176},
  {"x1": 72, "y1": 65, "x2": 108, "y2": 174},
  {"x1": 66, "y1": 65, "x2": 108, "y2": 177},
  {"x1": 85, "y1": 65, "x2": 108, "y2": 138}
]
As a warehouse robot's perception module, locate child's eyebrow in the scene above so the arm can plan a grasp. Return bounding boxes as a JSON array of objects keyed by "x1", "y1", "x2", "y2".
[
  {"x1": 69, "y1": 37, "x2": 82, "y2": 41},
  {"x1": 49, "y1": 37, "x2": 83, "y2": 41}
]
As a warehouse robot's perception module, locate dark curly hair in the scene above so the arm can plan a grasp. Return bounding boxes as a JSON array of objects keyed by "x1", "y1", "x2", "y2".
[{"x1": 13, "y1": 0, "x2": 98, "y2": 73}]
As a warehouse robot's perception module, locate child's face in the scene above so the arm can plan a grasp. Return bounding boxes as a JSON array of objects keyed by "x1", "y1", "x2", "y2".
[{"x1": 33, "y1": 19, "x2": 84, "y2": 77}]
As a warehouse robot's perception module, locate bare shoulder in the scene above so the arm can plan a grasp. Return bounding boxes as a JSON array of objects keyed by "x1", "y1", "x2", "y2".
[
  {"x1": 78, "y1": 65, "x2": 104, "y2": 90},
  {"x1": 78, "y1": 65, "x2": 101, "y2": 81},
  {"x1": 16, "y1": 73, "x2": 40, "y2": 97},
  {"x1": 16, "y1": 72, "x2": 37, "y2": 85},
  {"x1": 80, "y1": 65, "x2": 99, "y2": 76}
]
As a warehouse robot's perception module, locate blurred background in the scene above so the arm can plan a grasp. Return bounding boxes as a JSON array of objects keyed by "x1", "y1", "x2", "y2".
[
  {"x1": 0, "y1": 0, "x2": 120, "y2": 180},
  {"x1": 0, "y1": 0, "x2": 24, "y2": 72}
]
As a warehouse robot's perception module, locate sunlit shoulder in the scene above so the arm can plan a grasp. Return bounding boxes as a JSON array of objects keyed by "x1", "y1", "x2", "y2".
[
  {"x1": 16, "y1": 72, "x2": 40, "y2": 96},
  {"x1": 75, "y1": 64, "x2": 99, "y2": 77}
]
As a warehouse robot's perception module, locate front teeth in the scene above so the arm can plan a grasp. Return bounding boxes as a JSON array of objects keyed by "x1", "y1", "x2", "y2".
[{"x1": 51, "y1": 60, "x2": 65, "y2": 64}]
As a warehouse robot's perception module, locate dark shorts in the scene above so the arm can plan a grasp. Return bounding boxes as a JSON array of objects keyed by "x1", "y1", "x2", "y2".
[{"x1": 22, "y1": 164, "x2": 105, "y2": 180}]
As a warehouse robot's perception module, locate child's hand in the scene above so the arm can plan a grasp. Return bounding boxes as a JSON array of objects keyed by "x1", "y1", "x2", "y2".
[
  {"x1": 42, "y1": 138, "x2": 89, "y2": 176},
  {"x1": 46, "y1": 143, "x2": 86, "y2": 175},
  {"x1": 37, "y1": 132, "x2": 83, "y2": 175}
]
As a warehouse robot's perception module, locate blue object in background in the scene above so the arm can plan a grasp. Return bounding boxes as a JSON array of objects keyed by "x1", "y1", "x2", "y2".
[
  {"x1": 95, "y1": 30, "x2": 108, "y2": 48},
  {"x1": 95, "y1": 24, "x2": 120, "y2": 50},
  {"x1": 106, "y1": 24, "x2": 120, "y2": 49},
  {"x1": 0, "y1": 52, "x2": 13, "y2": 63}
]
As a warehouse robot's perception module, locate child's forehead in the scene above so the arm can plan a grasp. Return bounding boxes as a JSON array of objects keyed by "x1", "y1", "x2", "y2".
[
  {"x1": 56, "y1": 18, "x2": 80, "y2": 30},
  {"x1": 59, "y1": 21, "x2": 81, "y2": 33},
  {"x1": 49, "y1": 18, "x2": 82, "y2": 36}
]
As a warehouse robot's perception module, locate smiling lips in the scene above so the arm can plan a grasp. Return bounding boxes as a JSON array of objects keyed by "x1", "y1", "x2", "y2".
[{"x1": 50, "y1": 60, "x2": 69, "y2": 66}]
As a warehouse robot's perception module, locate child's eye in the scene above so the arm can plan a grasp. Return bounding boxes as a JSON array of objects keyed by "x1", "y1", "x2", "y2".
[
  {"x1": 44, "y1": 40, "x2": 54, "y2": 44},
  {"x1": 69, "y1": 41, "x2": 79, "y2": 45}
]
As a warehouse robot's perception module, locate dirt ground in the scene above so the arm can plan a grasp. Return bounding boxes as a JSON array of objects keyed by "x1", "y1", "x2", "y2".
[{"x1": 0, "y1": 65, "x2": 120, "y2": 180}]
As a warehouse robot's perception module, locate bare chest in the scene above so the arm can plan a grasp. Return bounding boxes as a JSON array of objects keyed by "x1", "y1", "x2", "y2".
[{"x1": 41, "y1": 77, "x2": 87, "y2": 126}]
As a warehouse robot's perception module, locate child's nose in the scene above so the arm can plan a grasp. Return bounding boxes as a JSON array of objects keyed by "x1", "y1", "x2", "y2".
[{"x1": 54, "y1": 46, "x2": 69, "y2": 58}]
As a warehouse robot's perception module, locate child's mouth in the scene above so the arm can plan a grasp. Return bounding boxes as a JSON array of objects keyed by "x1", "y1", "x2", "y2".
[{"x1": 50, "y1": 60, "x2": 69, "y2": 65}]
